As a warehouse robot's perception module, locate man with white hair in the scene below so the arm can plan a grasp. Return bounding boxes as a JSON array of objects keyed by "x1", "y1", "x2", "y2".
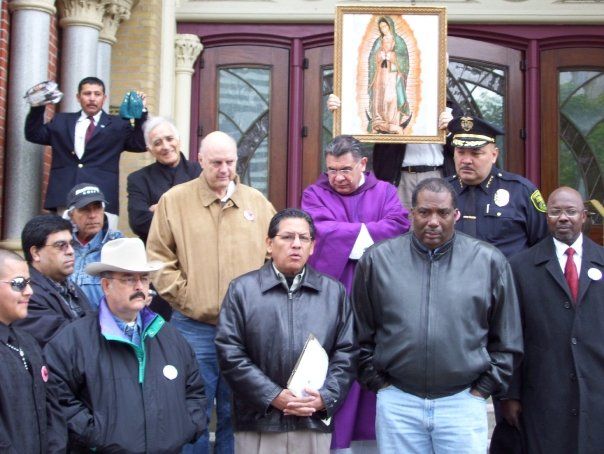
[
  {"x1": 147, "y1": 130, "x2": 276, "y2": 453},
  {"x1": 127, "y1": 117, "x2": 201, "y2": 244},
  {"x1": 44, "y1": 238, "x2": 206, "y2": 452}
]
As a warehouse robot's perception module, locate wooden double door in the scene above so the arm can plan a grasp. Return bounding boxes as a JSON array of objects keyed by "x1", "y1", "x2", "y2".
[{"x1": 189, "y1": 25, "x2": 603, "y2": 241}]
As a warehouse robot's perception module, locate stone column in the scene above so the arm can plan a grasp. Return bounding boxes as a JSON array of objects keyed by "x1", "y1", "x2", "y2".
[
  {"x1": 158, "y1": 0, "x2": 176, "y2": 117},
  {"x1": 97, "y1": 0, "x2": 136, "y2": 111},
  {"x1": 3, "y1": 0, "x2": 56, "y2": 241},
  {"x1": 174, "y1": 34, "x2": 203, "y2": 156},
  {"x1": 57, "y1": 0, "x2": 108, "y2": 111}
]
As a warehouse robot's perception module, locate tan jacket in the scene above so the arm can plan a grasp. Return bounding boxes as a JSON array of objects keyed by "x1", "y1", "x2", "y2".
[{"x1": 146, "y1": 175, "x2": 276, "y2": 324}]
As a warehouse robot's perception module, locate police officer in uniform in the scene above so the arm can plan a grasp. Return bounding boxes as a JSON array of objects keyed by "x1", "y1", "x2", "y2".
[{"x1": 447, "y1": 116, "x2": 548, "y2": 258}]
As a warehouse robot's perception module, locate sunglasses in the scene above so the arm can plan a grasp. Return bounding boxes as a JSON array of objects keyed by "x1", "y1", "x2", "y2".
[
  {"x1": 44, "y1": 239, "x2": 78, "y2": 252},
  {"x1": 1, "y1": 277, "x2": 32, "y2": 292}
]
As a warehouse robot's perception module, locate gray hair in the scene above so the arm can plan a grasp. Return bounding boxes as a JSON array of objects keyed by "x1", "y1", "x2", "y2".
[
  {"x1": 143, "y1": 116, "x2": 180, "y2": 148},
  {"x1": 325, "y1": 135, "x2": 364, "y2": 160}
]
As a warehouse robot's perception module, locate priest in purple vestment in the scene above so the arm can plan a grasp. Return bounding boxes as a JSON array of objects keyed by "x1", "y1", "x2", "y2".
[{"x1": 301, "y1": 135, "x2": 410, "y2": 450}]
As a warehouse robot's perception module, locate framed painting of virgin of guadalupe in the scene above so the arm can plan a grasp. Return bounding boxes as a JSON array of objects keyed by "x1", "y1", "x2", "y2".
[{"x1": 334, "y1": 5, "x2": 447, "y2": 143}]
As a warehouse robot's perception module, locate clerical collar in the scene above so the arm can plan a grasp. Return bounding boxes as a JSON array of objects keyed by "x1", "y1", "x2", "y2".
[
  {"x1": 357, "y1": 173, "x2": 365, "y2": 188},
  {"x1": 272, "y1": 262, "x2": 305, "y2": 292},
  {"x1": 220, "y1": 181, "x2": 236, "y2": 203}
]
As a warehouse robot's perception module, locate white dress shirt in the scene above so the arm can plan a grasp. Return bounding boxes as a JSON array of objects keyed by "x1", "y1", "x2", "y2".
[
  {"x1": 553, "y1": 234, "x2": 583, "y2": 275},
  {"x1": 74, "y1": 111, "x2": 102, "y2": 159}
]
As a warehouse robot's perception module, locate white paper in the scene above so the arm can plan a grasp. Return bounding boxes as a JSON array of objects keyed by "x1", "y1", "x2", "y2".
[{"x1": 287, "y1": 334, "x2": 329, "y2": 398}]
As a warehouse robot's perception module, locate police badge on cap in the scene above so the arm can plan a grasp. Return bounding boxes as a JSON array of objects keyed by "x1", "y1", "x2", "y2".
[{"x1": 448, "y1": 116, "x2": 504, "y2": 148}]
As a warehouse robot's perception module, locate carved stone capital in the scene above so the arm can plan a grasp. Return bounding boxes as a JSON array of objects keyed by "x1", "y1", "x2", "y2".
[
  {"x1": 175, "y1": 34, "x2": 203, "y2": 75},
  {"x1": 8, "y1": 0, "x2": 56, "y2": 15},
  {"x1": 99, "y1": 0, "x2": 135, "y2": 44},
  {"x1": 57, "y1": 0, "x2": 110, "y2": 30}
]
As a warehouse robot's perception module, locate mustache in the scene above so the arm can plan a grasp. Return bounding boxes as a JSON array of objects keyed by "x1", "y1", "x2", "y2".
[{"x1": 129, "y1": 291, "x2": 147, "y2": 301}]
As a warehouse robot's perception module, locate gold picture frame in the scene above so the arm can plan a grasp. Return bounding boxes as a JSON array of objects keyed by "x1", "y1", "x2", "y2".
[{"x1": 334, "y1": 5, "x2": 448, "y2": 143}]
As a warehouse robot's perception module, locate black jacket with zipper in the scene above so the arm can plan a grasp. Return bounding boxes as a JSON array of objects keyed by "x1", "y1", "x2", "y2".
[
  {"x1": 353, "y1": 232, "x2": 523, "y2": 398},
  {"x1": 215, "y1": 261, "x2": 357, "y2": 433}
]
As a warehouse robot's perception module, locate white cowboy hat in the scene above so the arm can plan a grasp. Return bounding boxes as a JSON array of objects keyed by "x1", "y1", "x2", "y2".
[{"x1": 85, "y1": 238, "x2": 164, "y2": 275}]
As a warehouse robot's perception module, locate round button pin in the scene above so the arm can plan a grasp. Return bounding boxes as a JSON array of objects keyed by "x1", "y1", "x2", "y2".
[{"x1": 163, "y1": 365, "x2": 178, "y2": 380}]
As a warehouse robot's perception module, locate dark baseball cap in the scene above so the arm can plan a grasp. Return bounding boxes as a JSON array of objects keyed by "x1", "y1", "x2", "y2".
[{"x1": 66, "y1": 183, "x2": 107, "y2": 209}]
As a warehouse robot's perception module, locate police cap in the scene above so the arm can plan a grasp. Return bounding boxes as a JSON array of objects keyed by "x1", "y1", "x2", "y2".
[{"x1": 449, "y1": 116, "x2": 504, "y2": 148}]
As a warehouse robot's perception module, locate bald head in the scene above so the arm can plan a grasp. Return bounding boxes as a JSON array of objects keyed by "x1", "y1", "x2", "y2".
[
  {"x1": 0, "y1": 249, "x2": 24, "y2": 270},
  {"x1": 198, "y1": 131, "x2": 237, "y2": 158},
  {"x1": 198, "y1": 131, "x2": 238, "y2": 197},
  {"x1": 546, "y1": 186, "x2": 587, "y2": 245}
]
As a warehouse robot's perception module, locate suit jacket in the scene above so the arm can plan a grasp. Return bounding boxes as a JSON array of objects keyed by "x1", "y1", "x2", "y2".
[
  {"x1": 126, "y1": 153, "x2": 201, "y2": 243},
  {"x1": 24, "y1": 106, "x2": 147, "y2": 214},
  {"x1": 13, "y1": 266, "x2": 94, "y2": 347},
  {"x1": 507, "y1": 235, "x2": 604, "y2": 454}
]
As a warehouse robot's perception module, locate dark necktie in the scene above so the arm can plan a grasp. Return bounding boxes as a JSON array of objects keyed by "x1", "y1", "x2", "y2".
[
  {"x1": 564, "y1": 247, "x2": 579, "y2": 303},
  {"x1": 461, "y1": 186, "x2": 477, "y2": 237},
  {"x1": 85, "y1": 115, "x2": 95, "y2": 145}
]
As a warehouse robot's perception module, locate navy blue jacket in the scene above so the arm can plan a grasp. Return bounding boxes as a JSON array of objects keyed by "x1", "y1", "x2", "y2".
[
  {"x1": 44, "y1": 304, "x2": 206, "y2": 453},
  {"x1": 24, "y1": 106, "x2": 147, "y2": 214},
  {"x1": 448, "y1": 167, "x2": 548, "y2": 258}
]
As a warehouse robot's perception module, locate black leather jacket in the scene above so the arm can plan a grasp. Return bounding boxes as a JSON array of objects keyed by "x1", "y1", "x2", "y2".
[
  {"x1": 215, "y1": 261, "x2": 357, "y2": 433},
  {"x1": 353, "y1": 232, "x2": 523, "y2": 399}
]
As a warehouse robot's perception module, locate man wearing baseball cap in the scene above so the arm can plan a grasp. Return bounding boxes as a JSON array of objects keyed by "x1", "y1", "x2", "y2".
[
  {"x1": 44, "y1": 238, "x2": 206, "y2": 452},
  {"x1": 447, "y1": 115, "x2": 548, "y2": 258},
  {"x1": 64, "y1": 183, "x2": 123, "y2": 308}
]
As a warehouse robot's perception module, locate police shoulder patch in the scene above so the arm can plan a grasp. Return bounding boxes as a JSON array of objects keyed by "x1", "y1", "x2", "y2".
[{"x1": 530, "y1": 190, "x2": 547, "y2": 213}]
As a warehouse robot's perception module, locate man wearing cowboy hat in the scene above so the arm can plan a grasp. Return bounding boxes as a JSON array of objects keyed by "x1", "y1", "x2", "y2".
[
  {"x1": 44, "y1": 238, "x2": 206, "y2": 453},
  {"x1": 447, "y1": 115, "x2": 548, "y2": 258}
]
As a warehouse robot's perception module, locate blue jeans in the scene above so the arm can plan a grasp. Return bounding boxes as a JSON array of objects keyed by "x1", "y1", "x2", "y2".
[
  {"x1": 171, "y1": 312, "x2": 234, "y2": 454},
  {"x1": 376, "y1": 385, "x2": 487, "y2": 454}
]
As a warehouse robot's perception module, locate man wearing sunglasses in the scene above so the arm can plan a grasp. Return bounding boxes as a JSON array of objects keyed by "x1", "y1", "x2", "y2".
[
  {"x1": 0, "y1": 248, "x2": 62, "y2": 453},
  {"x1": 15, "y1": 215, "x2": 92, "y2": 347}
]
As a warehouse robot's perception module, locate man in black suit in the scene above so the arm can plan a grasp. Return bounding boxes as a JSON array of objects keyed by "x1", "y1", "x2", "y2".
[
  {"x1": 127, "y1": 117, "x2": 201, "y2": 243},
  {"x1": 127, "y1": 117, "x2": 201, "y2": 320},
  {"x1": 14, "y1": 215, "x2": 93, "y2": 347},
  {"x1": 24, "y1": 76, "x2": 148, "y2": 215},
  {"x1": 501, "y1": 187, "x2": 604, "y2": 454}
]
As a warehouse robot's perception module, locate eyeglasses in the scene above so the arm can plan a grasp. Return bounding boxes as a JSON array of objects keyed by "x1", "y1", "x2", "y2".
[
  {"x1": 326, "y1": 161, "x2": 361, "y2": 177},
  {"x1": 44, "y1": 239, "x2": 77, "y2": 252},
  {"x1": 106, "y1": 275, "x2": 150, "y2": 286},
  {"x1": 0, "y1": 277, "x2": 31, "y2": 292},
  {"x1": 546, "y1": 208, "x2": 584, "y2": 219},
  {"x1": 274, "y1": 233, "x2": 313, "y2": 244}
]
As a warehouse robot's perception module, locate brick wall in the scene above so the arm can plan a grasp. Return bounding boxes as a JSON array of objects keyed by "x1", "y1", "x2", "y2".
[
  {"x1": 112, "y1": 0, "x2": 162, "y2": 234},
  {"x1": 0, "y1": 1, "x2": 9, "y2": 238}
]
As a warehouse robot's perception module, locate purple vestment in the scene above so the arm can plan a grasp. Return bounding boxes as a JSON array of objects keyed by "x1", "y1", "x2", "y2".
[{"x1": 301, "y1": 171, "x2": 410, "y2": 449}]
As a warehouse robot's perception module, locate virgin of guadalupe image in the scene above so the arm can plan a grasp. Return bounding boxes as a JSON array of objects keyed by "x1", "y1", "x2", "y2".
[{"x1": 367, "y1": 16, "x2": 412, "y2": 134}]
